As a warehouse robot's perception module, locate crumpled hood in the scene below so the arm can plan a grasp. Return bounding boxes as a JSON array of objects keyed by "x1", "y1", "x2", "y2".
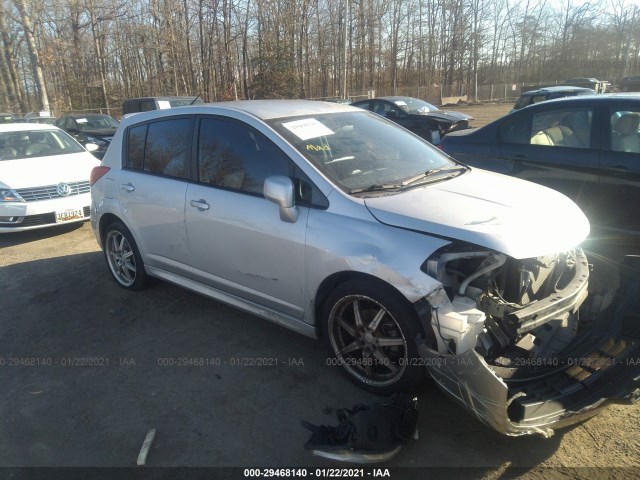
[
  {"x1": 364, "y1": 169, "x2": 590, "y2": 259},
  {"x1": 0, "y1": 152, "x2": 100, "y2": 189}
]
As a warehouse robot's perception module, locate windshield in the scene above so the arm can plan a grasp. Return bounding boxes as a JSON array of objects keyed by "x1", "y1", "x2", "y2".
[
  {"x1": 76, "y1": 115, "x2": 120, "y2": 131},
  {"x1": 268, "y1": 111, "x2": 456, "y2": 192},
  {"x1": 0, "y1": 129, "x2": 85, "y2": 161},
  {"x1": 391, "y1": 98, "x2": 439, "y2": 114}
]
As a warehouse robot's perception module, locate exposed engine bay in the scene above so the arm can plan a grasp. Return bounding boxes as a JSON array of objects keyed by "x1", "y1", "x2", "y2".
[
  {"x1": 416, "y1": 246, "x2": 639, "y2": 437},
  {"x1": 423, "y1": 245, "x2": 590, "y2": 372}
]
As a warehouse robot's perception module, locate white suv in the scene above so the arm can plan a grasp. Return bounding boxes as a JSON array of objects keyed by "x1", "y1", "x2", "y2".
[{"x1": 90, "y1": 100, "x2": 639, "y2": 436}]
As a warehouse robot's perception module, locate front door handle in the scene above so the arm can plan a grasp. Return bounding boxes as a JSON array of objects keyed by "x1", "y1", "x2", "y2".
[
  {"x1": 190, "y1": 199, "x2": 210, "y2": 211},
  {"x1": 120, "y1": 183, "x2": 135, "y2": 192}
]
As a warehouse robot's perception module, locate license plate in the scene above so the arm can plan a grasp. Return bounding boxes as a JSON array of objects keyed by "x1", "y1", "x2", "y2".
[{"x1": 55, "y1": 208, "x2": 84, "y2": 223}]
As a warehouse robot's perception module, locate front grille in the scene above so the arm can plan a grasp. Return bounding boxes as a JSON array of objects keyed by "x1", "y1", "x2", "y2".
[
  {"x1": 0, "y1": 206, "x2": 90, "y2": 228},
  {"x1": 15, "y1": 181, "x2": 91, "y2": 202},
  {"x1": 20, "y1": 213, "x2": 56, "y2": 227}
]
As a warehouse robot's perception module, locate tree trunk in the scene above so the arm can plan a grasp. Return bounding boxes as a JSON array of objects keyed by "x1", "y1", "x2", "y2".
[{"x1": 15, "y1": 0, "x2": 49, "y2": 112}]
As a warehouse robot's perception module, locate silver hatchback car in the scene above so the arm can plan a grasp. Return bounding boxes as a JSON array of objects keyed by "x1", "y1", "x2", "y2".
[{"x1": 91, "y1": 100, "x2": 639, "y2": 436}]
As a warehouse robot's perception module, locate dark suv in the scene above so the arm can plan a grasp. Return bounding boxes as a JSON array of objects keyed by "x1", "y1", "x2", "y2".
[
  {"x1": 511, "y1": 86, "x2": 594, "y2": 112},
  {"x1": 619, "y1": 76, "x2": 640, "y2": 92},
  {"x1": 122, "y1": 96, "x2": 204, "y2": 115}
]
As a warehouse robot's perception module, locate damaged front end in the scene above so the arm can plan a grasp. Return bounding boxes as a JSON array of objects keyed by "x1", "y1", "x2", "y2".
[{"x1": 416, "y1": 245, "x2": 640, "y2": 436}]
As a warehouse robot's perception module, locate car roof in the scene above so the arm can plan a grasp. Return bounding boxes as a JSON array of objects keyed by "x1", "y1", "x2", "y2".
[
  {"x1": 508, "y1": 92, "x2": 640, "y2": 115},
  {"x1": 125, "y1": 96, "x2": 200, "y2": 101},
  {"x1": 380, "y1": 96, "x2": 420, "y2": 101},
  {"x1": 0, "y1": 123, "x2": 60, "y2": 133},
  {"x1": 63, "y1": 113, "x2": 112, "y2": 119},
  {"x1": 119, "y1": 99, "x2": 356, "y2": 127},
  {"x1": 522, "y1": 86, "x2": 594, "y2": 95},
  {"x1": 535, "y1": 92, "x2": 640, "y2": 105}
]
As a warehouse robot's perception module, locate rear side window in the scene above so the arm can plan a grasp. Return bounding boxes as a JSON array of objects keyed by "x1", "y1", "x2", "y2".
[
  {"x1": 126, "y1": 124, "x2": 146, "y2": 170},
  {"x1": 125, "y1": 117, "x2": 193, "y2": 179},
  {"x1": 609, "y1": 109, "x2": 640, "y2": 153}
]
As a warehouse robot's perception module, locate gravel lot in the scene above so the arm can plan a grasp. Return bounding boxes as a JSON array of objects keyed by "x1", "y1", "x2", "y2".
[{"x1": 1, "y1": 102, "x2": 638, "y2": 478}]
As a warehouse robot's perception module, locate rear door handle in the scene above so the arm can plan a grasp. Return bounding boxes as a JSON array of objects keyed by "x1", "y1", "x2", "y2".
[
  {"x1": 120, "y1": 183, "x2": 135, "y2": 192},
  {"x1": 190, "y1": 199, "x2": 210, "y2": 211}
]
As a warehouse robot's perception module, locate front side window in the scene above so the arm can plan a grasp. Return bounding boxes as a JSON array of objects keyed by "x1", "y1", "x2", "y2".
[
  {"x1": 610, "y1": 110, "x2": 640, "y2": 154},
  {"x1": 501, "y1": 109, "x2": 592, "y2": 148},
  {"x1": 197, "y1": 117, "x2": 291, "y2": 194},
  {"x1": 124, "y1": 118, "x2": 192, "y2": 179}
]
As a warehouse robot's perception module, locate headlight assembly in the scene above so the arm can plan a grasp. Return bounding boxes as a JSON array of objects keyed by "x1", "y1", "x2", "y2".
[{"x1": 0, "y1": 189, "x2": 24, "y2": 203}]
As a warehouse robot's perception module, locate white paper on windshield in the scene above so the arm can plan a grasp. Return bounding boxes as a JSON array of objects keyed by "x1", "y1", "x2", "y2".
[
  {"x1": 282, "y1": 118, "x2": 335, "y2": 141},
  {"x1": 77, "y1": 118, "x2": 88, "y2": 123},
  {"x1": 394, "y1": 101, "x2": 407, "y2": 106},
  {"x1": 157, "y1": 101, "x2": 171, "y2": 109}
]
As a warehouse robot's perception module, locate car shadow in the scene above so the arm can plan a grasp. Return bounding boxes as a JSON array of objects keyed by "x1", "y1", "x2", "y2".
[
  {"x1": 1, "y1": 242, "x2": 636, "y2": 471},
  {"x1": 0, "y1": 222, "x2": 85, "y2": 248}
]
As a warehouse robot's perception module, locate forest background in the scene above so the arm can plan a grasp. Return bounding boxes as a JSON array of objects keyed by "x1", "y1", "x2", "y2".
[{"x1": 1, "y1": 0, "x2": 639, "y2": 117}]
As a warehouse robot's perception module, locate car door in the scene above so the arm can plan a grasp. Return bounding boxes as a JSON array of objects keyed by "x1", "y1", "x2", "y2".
[
  {"x1": 117, "y1": 116, "x2": 193, "y2": 274},
  {"x1": 497, "y1": 106, "x2": 602, "y2": 219},
  {"x1": 184, "y1": 115, "x2": 309, "y2": 318},
  {"x1": 598, "y1": 105, "x2": 640, "y2": 234}
]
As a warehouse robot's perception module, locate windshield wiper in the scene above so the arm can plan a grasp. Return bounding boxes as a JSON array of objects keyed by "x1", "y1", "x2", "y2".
[
  {"x1": 401, "y1": 165, "x2": 468, "y2": 187},
  {"x1": 349, "y1": 183, "x2": 402, "y2": 194}
]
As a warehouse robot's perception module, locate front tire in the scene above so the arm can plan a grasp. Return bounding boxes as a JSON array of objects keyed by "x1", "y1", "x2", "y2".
[
  {"x1": 103, "y1": 221, "x2": 149, "y2": 291},
  {"x1": 321, "y1": 278, "x2": 425, "y2": 395}
]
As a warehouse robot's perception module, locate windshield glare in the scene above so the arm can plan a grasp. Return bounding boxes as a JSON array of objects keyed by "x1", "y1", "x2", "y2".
[
  {"x1": 269, "y1": 111, "x2": 454, "y2": 192},
  {"x1": 0, "y1": 129, "x2": 85, "y2": 160}
]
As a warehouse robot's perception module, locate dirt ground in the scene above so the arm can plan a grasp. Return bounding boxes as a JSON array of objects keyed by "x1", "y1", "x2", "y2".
[
  {"x1": 449, "y1": 100, "x2": 515, "y2": 127},
  {"x1": 1, "y1": 102, "x2": 638, "y2": 478}
]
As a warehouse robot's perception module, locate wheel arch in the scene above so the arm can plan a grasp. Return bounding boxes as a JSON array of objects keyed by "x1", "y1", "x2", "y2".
[
  {"x1": 98, "y1": 212, "x2": 124, "y2": 246},
  {"x1": 313, "y1": 271, "x2": 421, "y2": 339}
]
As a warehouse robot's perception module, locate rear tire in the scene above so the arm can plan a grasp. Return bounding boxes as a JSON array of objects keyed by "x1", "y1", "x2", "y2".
[
  {"x1": 321, "y1": 278, "x2": 426, "y2": 395},
  {"x1": 103, "y1": 221, "x2": 149, "y2": 291}
]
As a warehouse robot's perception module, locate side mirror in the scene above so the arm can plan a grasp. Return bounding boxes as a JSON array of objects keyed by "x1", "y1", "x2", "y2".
[
  {"x1": 263, "y1": 175, "x2": 298, "y2": 223},
  {"x1": 85, "y1": 143, "x2": 99, "y2": 152}
]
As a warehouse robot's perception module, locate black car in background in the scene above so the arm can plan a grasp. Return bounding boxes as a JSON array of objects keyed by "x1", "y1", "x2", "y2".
[
  {"x1": 440, "y1": 94, "x2": 640, "y2": 238},
  {"x1": 351, "y1": 96, "x2": 473, "y2": 145},
  {"x1": 122, "y1": 96, "x2": 204, "y2": 115},
  {"x1": 0, "y1": 113, "x2": 17, "y2": 123},
  {"x1": 55, "y1": 114, "x2": 120, "y2": 159},
  {"x1": 511, "y1": 86, "x2": 594, "y2": 113},
  {"x1": 619, "y1": 76, "x2": 640, "y2": 92}
]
